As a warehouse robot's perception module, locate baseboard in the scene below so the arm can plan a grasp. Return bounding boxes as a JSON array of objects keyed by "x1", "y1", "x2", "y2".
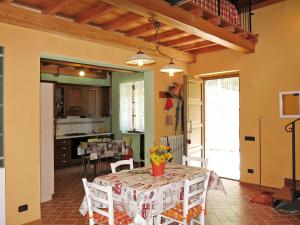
[
  {"x1": 239, "y1": 180, "x2": 280, "y2": 191},
  {"x1": 22, "y1": 219, "x2": 41, "y2": 225}
]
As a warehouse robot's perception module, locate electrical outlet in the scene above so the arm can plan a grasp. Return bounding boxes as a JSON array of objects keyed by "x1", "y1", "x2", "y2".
[
  {"x1": 245, "y1": 136, "x2": 255, "y2": 141},
  {"x1": 247, "y1": 169, "x2": 254, "y2": 174},
  {"x1": 18, "y1": 204, "x2": 28, "y2": 212}
]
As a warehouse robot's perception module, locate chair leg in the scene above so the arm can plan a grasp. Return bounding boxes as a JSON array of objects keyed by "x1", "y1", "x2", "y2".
[
  {"x1": 80, "y1": 157, "x2": 85, "y2": 178},
  {"x1": 155, "y1": 215, "x2": 161, "y2": 225},
  {"x1": 85, "y1": 159, "x2": 90, "y2": 178},
  {"x1": 199, "y1": 214, "x2": 205, "y2": 225}
]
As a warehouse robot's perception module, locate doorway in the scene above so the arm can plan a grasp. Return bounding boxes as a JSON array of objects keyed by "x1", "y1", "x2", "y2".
[{"x1": 204, "y1": 76, "x2": 240, "y2": 180}]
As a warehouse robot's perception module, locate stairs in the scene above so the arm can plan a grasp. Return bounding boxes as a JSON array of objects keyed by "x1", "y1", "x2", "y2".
[{"x1": 272, "y1": 179, "x2": 300, "y2": 207}]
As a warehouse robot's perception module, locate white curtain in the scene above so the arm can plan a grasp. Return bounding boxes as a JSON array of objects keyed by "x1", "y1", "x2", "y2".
[
  {"x1": 120, "y1": 82, "x2": 133, "y2": 132},
  {"x1": 134, "y1": 80, "x2": 144, "y2": 132}
]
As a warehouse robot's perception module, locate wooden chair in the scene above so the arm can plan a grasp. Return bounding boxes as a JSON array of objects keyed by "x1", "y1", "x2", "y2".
[
  {"x1": 110, "y1": 158, "x2": 134, "y2": 173},
  {"x1": 82, "y1": 178, "x2": 133, "y2": 225},
  {"x1": 182, "y1": 155, "x2": 208, "y2": 168},
  {"x1": 155, "y1": 171, "x2": 210, "y2": 225}
]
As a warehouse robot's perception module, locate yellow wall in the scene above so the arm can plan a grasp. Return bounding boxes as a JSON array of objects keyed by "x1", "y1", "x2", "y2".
[
  {"x1": 189, "y1": 0, "x2": 300, "y2": 188},
  {"x1": 0, "y1": 22, "x2": 186, "y2": 224}
]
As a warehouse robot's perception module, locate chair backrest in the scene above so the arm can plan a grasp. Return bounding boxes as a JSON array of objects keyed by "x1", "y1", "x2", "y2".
[
  {"x1": 182, "y1": 155, "x2": 208, "y2": 168},
  {"x1": 82, "y1": 178, "x2": 114, "y2": 225},
  {"x1": 110, "y1": 158, "x2": 134, "y2": 173},
  {"x1": 183, "y1": 171, "x2": 210, "y2": 219}
]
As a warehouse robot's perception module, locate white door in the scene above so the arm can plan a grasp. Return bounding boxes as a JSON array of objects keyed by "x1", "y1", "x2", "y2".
[
  {"x1": 40, "y1": 82, "x2": 55, "y2": 202},
  {"x1": 186, "y1": 80, "x2": 204, "y2": 166}
]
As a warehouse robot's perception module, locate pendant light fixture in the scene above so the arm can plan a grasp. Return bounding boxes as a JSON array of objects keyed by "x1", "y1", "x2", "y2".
[
  {"x1": 126, "y1": 19, "x2": 184, "y2": 76},
  {"x1": 160, "y1": 58, "x2": 184, "y2": 76},
  {"x1": 126, "y1": 48, "x2": 155, "y2": 67}
]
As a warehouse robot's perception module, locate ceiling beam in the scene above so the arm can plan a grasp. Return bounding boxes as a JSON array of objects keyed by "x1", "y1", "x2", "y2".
[
  {"x1": 125, "y1": 23, "x2": 164, "y2": 37},
  {"x1": 144, "y1": 29, "x2": 184, "y2": 42},
  {"x1": 101, "y1": 12, "x2": 142, "y2": 31},
  {"x1": 0, "y1": 3, "x2": 194, "y2": 63},
  {"x1": 41, "y1": 64, "x2": 108, "y2": 79},
  {"x1": 100, "y1": 0, "x2": 255, "y2": 53},
  {"x1": 74, "y1": 3, "x2": 113, "y2": 24},
  {"x1": 177, "y1": 40, "x2": 214, "y2": 51},
  {"x1": 189, "y1": 45, "x2": 226, "y2": 54},
  {"x1": 42, "y1": 0, "x2": 75, "y2": 16},
  {"x1": 162, "y1": 35, "x2": 201, "y2": 47}
]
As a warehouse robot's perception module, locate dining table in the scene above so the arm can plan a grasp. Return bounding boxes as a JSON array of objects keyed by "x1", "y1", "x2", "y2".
[{"x1": 79, "y1": 163, "x2": 225, "y2": 224}]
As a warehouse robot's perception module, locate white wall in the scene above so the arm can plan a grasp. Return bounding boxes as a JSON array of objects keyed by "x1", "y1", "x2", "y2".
[
  {"x1": 40, "y1": 83, "x2": 54, "y2": 202},
  {"x1": 0, "y1": 168, "x2": 5, "y2": 225}
]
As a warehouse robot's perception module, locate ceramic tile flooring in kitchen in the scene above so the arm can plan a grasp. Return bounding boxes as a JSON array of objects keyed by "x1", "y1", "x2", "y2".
[{"x1": 41, "y1": 166, "x2": 300, "y2": 225}]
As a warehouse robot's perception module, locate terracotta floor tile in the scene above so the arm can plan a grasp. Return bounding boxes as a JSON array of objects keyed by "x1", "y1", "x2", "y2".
[{"x1": 40, "y1": 166, "x2": 300, "y2": 225}]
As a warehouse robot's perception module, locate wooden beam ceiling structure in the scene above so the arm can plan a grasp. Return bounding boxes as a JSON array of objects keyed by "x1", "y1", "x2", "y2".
[
  {"x1": 100, "y1": 0, "x2": 256, "y2": 53},
  {"x1": 74, "y1": 2, "x2": 113, "y2": 24},
  {"x1": 0, "y1": 0, "x2": 260, "y2": 64},
  {"x1": 42, "y1": 0, "x2": 75, "y2": 16},
  {"x1": 0, "y1": 3, "x2": 195, "y2": 63}
]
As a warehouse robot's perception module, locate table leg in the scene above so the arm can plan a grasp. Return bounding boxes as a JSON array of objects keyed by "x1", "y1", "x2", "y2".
[{"x1": 93, "y1": 160, "x2": 97, "y2": 178}]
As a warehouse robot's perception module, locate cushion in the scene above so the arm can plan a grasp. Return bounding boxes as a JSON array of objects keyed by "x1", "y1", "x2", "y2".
[
  {"x1": 86, "y1": 209, "x2": 133, "y2": 225},
  {"x1": 162, "y1": 203, "x2": 203, "y2": 223}
]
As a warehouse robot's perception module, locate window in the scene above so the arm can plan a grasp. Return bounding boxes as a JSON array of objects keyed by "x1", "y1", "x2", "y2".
[{"x1": 120, "y1": 80, "x2": 144, "y2": 132}]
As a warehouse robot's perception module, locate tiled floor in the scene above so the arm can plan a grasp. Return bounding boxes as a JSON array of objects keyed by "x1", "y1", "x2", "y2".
[{"x1": 41, "y1": 166, "x2": 300, "y2": 225}]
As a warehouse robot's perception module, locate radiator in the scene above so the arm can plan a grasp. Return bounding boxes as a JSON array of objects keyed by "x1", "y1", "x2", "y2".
[{"x1": 160, "y1": 134, "x2": 184, "y2": 164}]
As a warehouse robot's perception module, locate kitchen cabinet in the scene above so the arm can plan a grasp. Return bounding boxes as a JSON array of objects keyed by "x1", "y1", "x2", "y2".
[
  {"x1": 86, "y1": 87, "x2": 99, "y2": 118},
  {"x1": 54, "y1": 85, "x2": 66, "y2": 118},
  {"x1": 65, "y1": 86, "x2": 86, "y2": 117},
  {"x1": 54, "y1": 84, "x2": 111, "y2": 118},
  {"x1": 99, "y1": 87, "x2": 110, "y2": 117},
  {"x1": 54, "y1": 139, "x2": 71, "y2": 169}
]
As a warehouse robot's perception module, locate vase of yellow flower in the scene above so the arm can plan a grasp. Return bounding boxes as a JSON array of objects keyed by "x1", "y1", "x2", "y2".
[{"x1": 150, "y1": 145, "x2": 173, "y2": 176}]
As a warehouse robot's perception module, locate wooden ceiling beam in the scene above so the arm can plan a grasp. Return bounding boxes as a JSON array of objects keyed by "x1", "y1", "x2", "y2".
[
  {"x1": 162, "y1": 35, "x2": 201, "y2": 47},
  {"x1": 101, "y1": 12, "x2": 142, "y2": 31},
  {"x1": 125, "y1": 23, "x2": 164, "y2": 37},
  {"x1": 189, "y1": 7, "x2": 204, "y2": 17},
  {"x1": 41, "y1": 64, "x2": 108, "y2": 79},
  {"x1": 0, "y1": 4, "x2": 195, "y2": 63},
  {"x1": 42, "y1": 0, "x2": 75, "y2": 16},
  {"x1": 189, "y1": 45, "x2": 227, "y2": 54},
  {"x1": 177, "y1": 40, "x2": 214, "y2": 51},
  {"x1": 100, "y1": 0, "x2": 255, "y2": 53},
  {"x1": 144, "y1": 28, "x2": 184, "y2": 42},
  {"x1": 74, "y1": 3, "x2": 113, "y2": 24}
]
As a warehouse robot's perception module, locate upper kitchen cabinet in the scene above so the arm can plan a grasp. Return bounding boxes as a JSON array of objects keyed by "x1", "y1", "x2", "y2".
[
  {"x1": 54, "y1": 84, "x2": 66, "y2": 118},
  {"x1": 99, "y1": 87, "x2": 110, "y2": 117},
  {"x1": 55, "y1": 84, "x2": 111, "y2": 118},
  {"x1": 85, "y1": 87, "x2": 99, "y2": 118},
  {"x1": 86, "y1": 87, "x2": 111, "y2": 118},
  {"x1": 65, "y1": 86, "x2": 86, "y2": 117}
]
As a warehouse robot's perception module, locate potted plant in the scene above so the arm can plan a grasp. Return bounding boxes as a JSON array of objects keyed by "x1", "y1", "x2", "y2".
[{"x1": 150, "y1": 145, "x2": 173, "y2": 176}]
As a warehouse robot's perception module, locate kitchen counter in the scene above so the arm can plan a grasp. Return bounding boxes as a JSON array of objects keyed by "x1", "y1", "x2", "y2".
[{"x1": 55, "y1": 132, "x2": 113, "y2": 140}]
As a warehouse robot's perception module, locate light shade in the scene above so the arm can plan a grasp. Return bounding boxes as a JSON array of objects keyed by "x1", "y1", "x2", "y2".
[
  {"x1": 160, "y1": 61, "x2": 184, "y2": 76},
  {"x1": 126, "y1": 51, "x2": 155, "y2": 67}
]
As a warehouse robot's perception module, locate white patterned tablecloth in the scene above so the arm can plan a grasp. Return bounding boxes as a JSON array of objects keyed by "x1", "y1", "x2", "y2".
[{"x1": 79, "y1": 163, "x2": 224, "y2": 222}]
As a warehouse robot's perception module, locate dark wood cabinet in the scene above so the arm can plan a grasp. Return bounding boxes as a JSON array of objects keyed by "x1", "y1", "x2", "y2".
[
  {"x1": 54, "y1": 139, "x2": 71, "y2": 169},
  {"x1": 99, "y1": 87, "x2": 110, "y2": 117},
  {"x1": 54, "y1": 84, "x2": 111, "y2": 118},
  {"x1": 65, "y1": 86, "x2": 86, "y2": 117},
  {"x1": 86, "y1": 87, "x2": 99, "y2": 118},
  {"x1": 54, "y1": 85, "x2": 66, "y2": 118}
]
